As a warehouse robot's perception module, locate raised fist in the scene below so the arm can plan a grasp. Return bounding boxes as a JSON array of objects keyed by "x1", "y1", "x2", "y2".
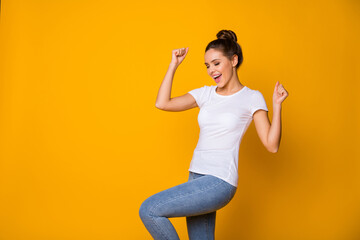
[{"x1": 171, "y1": 47, "x2": 189, "y2": 67}]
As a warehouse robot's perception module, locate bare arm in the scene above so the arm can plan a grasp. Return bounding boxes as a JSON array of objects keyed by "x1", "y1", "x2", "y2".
[
  {"x1": 253, "y1": 107, "x2": 281, "y2": 153},
  {"x1": 155, "y1": 47, "x2": 198, "y2": 112},
  {"x1": 253, "y1": 82, "x2": 289, "y2": 153}
]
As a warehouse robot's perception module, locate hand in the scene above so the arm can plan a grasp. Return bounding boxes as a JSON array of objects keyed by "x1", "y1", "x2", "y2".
[
  {"x1": 273, "y1": 81, "x2": 288, "y2": 105},
  {"x1": 170, "y1": 47, "x2": 189, "y2": 67}
]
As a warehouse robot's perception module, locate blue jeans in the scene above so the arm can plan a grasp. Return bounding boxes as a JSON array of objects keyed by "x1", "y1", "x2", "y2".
[{"x1": 139, "y1": 171, "x2": 237, "y2": 239}]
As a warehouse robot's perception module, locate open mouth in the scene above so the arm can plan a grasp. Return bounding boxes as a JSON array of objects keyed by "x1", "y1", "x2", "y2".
[{"x1": 213, "y1": 74, "x2": 222, "y2": 83}]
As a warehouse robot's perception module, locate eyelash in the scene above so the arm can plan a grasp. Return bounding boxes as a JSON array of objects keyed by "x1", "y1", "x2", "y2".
[{"x1": 206, "y1": 63, "x2": 220, "y2": 69}]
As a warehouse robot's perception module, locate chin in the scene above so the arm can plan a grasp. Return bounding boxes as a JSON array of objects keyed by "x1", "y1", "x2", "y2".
[{"x1": 217, "y1": 81, "x2": 225, "y2": 87}]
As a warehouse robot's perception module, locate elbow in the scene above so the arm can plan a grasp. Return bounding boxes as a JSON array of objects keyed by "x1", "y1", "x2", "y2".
[
  {"x1": 270, "y1": 148, "x2": 278, "y2": 153},
  {"x1": 156, "y1": 99, "x2": 171, "y2": 110},
  {"x1": 155, "y1": 102, "x2": 164, "y2": 110},
  {"x1": 266, "y1": 140, "x2": 279, "y2": 153},
  {"x1": 267, "y1": 146, "x2": 279, "y2": 153}
]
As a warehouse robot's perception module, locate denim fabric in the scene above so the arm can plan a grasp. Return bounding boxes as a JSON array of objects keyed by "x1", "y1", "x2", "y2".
[{"x1": 139, "y1": 171, "x2": 237, "y2": 239}]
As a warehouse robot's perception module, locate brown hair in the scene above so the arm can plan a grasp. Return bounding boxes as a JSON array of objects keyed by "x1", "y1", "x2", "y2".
[{"x1": 205, "y1": 30, "x2": 243, "y2": 69}]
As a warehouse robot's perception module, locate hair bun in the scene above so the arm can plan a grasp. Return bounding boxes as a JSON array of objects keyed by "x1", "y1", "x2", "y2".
[{"x1": 216, "y1": 30, "x2": 237, "y2": 42}]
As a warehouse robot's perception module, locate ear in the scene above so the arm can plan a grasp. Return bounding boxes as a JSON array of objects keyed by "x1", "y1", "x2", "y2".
[{"x1": 231, "y1": 54, "x2": 238, "y2": 68}]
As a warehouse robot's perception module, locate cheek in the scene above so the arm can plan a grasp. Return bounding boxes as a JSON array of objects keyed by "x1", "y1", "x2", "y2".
[
  {"x1": 219, "y1": 65, "x2": 227, "y2": 74},
  {"x1": 222, "y1": 64, "x2": 231, "y2": 74},
  {"x1": 219, "y1": 62, "x2": 228, "y2": 71}
]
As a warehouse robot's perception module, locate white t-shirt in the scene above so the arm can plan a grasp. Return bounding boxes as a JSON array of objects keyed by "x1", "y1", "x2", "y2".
[{"x1": 188, "y1": 85, "x2": 268, "y2": 187}]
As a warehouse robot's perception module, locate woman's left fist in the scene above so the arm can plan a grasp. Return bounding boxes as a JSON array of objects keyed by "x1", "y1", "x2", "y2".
[{"x1": 273, "y1": 81, "x2": 288, "y2": 105}]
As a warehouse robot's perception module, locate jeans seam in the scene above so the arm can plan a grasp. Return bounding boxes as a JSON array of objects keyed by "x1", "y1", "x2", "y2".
[{"x1": 147, "y1": 215, "x2": 173, "y2": 240}]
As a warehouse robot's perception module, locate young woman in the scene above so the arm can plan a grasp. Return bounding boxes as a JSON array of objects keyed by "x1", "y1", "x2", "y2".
[{"x1": 139, "y1": 29, "x2": 288, "y2": 240}]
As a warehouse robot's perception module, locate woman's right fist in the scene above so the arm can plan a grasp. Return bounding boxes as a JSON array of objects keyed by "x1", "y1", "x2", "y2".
[{"x1": 171, "y1": 47, "x2": 189, "y2": 67}]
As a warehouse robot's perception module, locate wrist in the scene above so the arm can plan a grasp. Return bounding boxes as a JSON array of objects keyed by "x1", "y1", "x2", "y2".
[
  {"x1": 273, "y1": 103, "x2": 282, "y2": 110},
  {"x1": 169, "y1": 63, "x2": 178, "y2": 69}
]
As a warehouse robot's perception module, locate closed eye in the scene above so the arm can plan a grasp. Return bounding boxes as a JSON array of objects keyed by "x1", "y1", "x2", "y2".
[{"x1": 206, "y1": 62, "x2": 220, "y2": 69}]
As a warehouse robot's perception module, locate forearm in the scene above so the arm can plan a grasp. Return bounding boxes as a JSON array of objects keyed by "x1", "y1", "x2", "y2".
[
  {"x1": 267, "y1": 104, "x2": 282, "y2": 152},
  {"x1": 155, "y1": 63, "x2": 178, "y2": 108}
]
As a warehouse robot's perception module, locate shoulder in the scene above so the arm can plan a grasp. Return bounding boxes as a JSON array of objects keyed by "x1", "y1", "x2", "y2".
[
  {"x1": 201, "y1": 85, "x2": 214, "y2": 91},
  {"x1": 188, "y1": 85, "x2": 214, "y2": 108},
  {"x1": 244, "y1": 86, "x2": 260, "y2": 94},
  {"x1": 188, "y1": 85, "x2": 213, "y2": 94},
  {"x1": 201, "y1": 85, "x2": 213, "y2": 91},
  {"x1": 245, "y1": 86, "x2": 265, "y2": 98},
  {"x1": 189, "y1": 84, "x2": 213, "y2": 90}
]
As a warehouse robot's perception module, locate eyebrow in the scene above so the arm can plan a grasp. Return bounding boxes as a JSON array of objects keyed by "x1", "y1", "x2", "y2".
[{"x1": 204, "y1": 59, "x2": 220, "y2": 65}]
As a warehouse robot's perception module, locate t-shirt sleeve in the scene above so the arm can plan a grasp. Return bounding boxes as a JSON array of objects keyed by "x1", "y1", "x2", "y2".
[
  {"x1": 188, "y1": 85, "x2": 207, "y2": 108},
  {"x1": 250, "y1": 90, "x2": 268, "y2": 116}
]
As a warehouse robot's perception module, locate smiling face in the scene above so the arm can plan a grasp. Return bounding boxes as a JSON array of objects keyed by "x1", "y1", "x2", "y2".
[{"x1": 204, "y1": 48, "x2": 238, "y2": 87}]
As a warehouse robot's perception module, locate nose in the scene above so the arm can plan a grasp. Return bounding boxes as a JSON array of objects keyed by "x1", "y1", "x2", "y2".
[{"x1": 209, "y1": 66, "x2": 215, "y2": 76}]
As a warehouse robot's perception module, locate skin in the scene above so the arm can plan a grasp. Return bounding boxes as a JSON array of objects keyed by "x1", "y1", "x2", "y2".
[{"x1": 155, "y1": 47, "x2": 289, "y2": 153}]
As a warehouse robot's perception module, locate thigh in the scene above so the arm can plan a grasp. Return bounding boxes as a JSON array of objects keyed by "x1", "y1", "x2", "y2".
[
  {"x1": 141, "y1": 172, "x2": 236, "y2": 218},
  {"x1": 185, "y1": 172, "x2": 226, "y2": 240}
]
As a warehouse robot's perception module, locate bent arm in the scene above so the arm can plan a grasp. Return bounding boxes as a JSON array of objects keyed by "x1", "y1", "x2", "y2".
[
  {"x1": 253, "y1": 104, "x2": 282, "y2": 153},
  {"x1": 155, "y1": 63, "x2": 177, "y2": 109},
  {"x1": 155, "y1": 63, "x2": 197, "y2": 111}
]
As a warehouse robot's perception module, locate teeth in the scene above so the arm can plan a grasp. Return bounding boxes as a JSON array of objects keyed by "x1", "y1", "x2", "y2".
[{"x1": 214, "y1": 74, "x2": 221, "y2": 79}]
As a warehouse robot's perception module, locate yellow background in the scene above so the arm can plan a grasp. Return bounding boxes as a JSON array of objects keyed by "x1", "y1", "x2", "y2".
[{"x1": 0, "y1": 0, "x2": 359, "y2": 239}]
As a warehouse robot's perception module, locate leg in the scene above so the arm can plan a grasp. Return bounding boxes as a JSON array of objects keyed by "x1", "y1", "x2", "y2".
[
  {"x1": 139, "y1": 172, "x2": 236, "y2": 240},
  {"x1": 186, "y1": 211, "x2": 216, "y2": 240},
  {"x1": 186, "y1": 172, "x2": 216, "y2": 240}
]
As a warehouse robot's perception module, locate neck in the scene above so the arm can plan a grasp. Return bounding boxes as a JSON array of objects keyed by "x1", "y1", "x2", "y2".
[{"x1": 217, "y1": 73, "x2": 243, "y2": 94}]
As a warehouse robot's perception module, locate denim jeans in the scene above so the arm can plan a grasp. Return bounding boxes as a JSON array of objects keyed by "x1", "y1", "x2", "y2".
[{"x1": 139, "y1": 171, "x2": 237, "y2": 240}]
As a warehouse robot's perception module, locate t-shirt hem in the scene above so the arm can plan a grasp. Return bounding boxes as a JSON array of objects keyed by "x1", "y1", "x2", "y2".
[
  {"x1": 188, "y1": 167, "x2": 238, "y2": 187},
  {"x1": 251, "y1": 107, "x2": 268, "y2": 115}
]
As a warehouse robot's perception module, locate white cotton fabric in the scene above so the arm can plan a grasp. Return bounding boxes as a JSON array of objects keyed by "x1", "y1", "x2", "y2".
[{"x1": 187, "y1": 85, "x2": 268, "y2": 187}]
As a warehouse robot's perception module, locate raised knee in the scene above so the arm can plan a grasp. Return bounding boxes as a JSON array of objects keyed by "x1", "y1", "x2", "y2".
[{"x1": 139, "y1": 198, "x2": 153, "y2": 221}]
